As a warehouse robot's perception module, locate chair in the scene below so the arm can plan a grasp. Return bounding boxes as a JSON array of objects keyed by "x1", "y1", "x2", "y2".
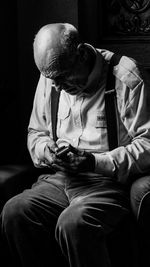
[{"x1": 0, "y1": 164, "x2": 39, "y2": 211}]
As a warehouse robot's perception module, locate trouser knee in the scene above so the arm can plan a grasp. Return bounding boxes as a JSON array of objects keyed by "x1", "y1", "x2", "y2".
[
  {"x1": 56, "y1": 205, "x2": 83, "y2": 239},
  {"x1": 130, "y1": 176, "x2": 150, "y2": 229},
  {"x1": 56, "y1": 203, "x2": 104, "y2": 244},
  {"x1": 1, "y1": 194, "x2": 32, "y2": 232}
]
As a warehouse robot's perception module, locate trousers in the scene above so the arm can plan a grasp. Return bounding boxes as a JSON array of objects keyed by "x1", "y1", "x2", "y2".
[
  {"x1": 130, "y1": 175, "x2": 150, "y2": 266},
  {"x1": 130, "y1": 175, "x2": 150, "y2": 223},
  {"x1": 1, "y1": 172, "x2": 129, "y2": 267}
]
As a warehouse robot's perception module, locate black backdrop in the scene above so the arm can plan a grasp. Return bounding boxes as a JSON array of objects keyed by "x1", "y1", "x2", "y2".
[{"x1": 0, "y1": 0, "x2": 78, "y2": 164}]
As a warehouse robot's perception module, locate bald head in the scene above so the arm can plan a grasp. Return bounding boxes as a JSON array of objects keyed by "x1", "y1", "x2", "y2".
[{"x1": 33, "y1": 23, "x2": 79, "y2": 78}]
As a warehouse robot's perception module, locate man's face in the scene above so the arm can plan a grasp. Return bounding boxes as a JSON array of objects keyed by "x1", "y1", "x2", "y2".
[
  {"x1": 43, "y1": 56, "x2": 90, "y2": 95},
  {"x1": 51, "y1": 69, "x2": 88, "y2": 95}
]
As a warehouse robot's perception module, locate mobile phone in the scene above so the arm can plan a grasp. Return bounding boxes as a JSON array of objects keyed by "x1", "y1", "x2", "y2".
[{"x1": 55, "y1": 145, "x2": 71, "y2": 159}]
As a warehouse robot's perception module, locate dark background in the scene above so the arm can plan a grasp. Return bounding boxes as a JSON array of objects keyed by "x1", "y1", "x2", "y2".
[
  {"x1": 0, "y1": 0, "x2": 150, "y2": 165},
  {"x1": 0, "y1": 0, "x2": 78, "y2": 164}
]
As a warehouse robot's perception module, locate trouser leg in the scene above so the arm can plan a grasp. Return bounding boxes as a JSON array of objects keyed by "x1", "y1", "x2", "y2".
[
  {"x1": 56, "y1": 177, "x2": 129, "y2": 267},
  {"x1": 0, "y1": 174, "x2": 69, "y2": 267},
  {"x1": 1, "y1": 173, "x2": 130, "y2": 267},
  {"x1": 130, "y1": 176, "x2": 150, "y2": 266},
  {"x1": 130, "y1": 175, "x2": 150, "y2": 224}
]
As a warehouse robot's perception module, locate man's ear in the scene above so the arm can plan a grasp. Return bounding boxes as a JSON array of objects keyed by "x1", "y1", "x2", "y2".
[{"x1": 77, "y1": 43, "x2": 88, "y2": 63}]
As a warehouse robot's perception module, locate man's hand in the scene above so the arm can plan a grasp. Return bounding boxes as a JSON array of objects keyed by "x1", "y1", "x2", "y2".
[
  {"x1": 52, "y1": 147, "x2": 95, "y2": 173},
  {"x1": 43, "y1": 142, "x2": 58, "y2": 166},
  {"x1": 68, "y1": 149, "x2": 95, "y2": 173}
]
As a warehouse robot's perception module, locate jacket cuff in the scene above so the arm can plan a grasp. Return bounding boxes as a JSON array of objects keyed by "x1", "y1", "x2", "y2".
[
  {"x1": 33, "y1": 141, "x2": 48, "y2": 167},
  {"x1": 93, "y1": 152, "x2": 116, "y2": 177}
]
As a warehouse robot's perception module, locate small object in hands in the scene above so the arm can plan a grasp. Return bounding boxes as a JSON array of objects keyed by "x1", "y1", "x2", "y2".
[{"x1": 55, "y1": 144, "x2": 75, "y2": 160}]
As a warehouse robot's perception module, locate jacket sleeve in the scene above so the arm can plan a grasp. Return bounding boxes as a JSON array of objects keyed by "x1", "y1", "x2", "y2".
[
  {"x1": 27, "y1": 74, "x2": 55, "y2": 167},
  {"x1": 94, "y1": 65, "x2": 150, "y2": 184}
]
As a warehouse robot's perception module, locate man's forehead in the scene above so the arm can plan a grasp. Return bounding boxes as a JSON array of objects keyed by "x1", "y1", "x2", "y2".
[{"x1": 43, "y1": 69, "x2": 70, "y2": 79}]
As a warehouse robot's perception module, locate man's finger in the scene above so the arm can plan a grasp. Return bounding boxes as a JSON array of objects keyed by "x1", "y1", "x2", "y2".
[{"x1": 71, "y1": 147, "x2": 85, "y2": 156}]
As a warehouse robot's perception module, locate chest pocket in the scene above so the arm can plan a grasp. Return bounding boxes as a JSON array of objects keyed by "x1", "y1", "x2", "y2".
[
  {"x1": 84, "y1": 109, "x2": 108, "y2": 150},
  {"x1": 58, "y1": 106, "x2": 70, "y2": 120},
  {"x1": 57, "y1": 101, "x2": 71, "y2": 138},
  {"x1": 88, "y1": 110, "x2": 107, "y2": 128},
  {"x1": 95, "y1": 111, "x2": 107, "y2": 128},
  {"x1": 58, "y1": 99, "x2": 70, "y2": 120}
]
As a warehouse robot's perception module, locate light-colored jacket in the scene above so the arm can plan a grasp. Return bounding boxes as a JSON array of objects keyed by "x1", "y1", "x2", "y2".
[{"x1": 28, "y1": 48, "x2": 150, "y2": 184}]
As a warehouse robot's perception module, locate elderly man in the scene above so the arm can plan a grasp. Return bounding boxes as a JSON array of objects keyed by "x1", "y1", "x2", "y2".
[{"x1": 1, "y1": 23, "x2": 150, "y2": 267}]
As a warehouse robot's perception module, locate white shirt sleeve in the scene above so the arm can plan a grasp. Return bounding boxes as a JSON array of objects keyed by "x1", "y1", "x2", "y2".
[{"x1": 27, "y1": 74, "x2": 55, "y2": 167}]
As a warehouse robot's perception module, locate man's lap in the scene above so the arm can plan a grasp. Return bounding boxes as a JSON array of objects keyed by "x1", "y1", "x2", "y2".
[
  {"x1": 29, "y1": 172, "x2": 129, "y2": 221},
  {"x1": 3, "y1": 172, "x2": 130, "y2": 232}
]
